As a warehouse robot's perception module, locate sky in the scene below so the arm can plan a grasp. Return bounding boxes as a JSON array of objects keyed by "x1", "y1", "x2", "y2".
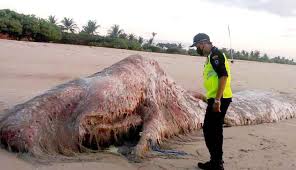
[{"x1": 0, "y1": 0, "x2": 296, "y2": 59}]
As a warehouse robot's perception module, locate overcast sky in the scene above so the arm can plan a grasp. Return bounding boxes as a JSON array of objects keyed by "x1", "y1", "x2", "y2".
[{"x1": 1, "y1": 0, "x2": 296, "y2": 59}]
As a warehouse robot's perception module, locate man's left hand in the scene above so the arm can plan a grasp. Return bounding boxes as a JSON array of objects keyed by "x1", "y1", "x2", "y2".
[{"x1": 213, "y1": 102, "x2": 221, "y2": 112}]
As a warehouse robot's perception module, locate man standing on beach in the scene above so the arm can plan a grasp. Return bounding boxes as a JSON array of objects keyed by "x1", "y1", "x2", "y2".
[{"x1": 190, "y1": 33, "x2": 232, "y2": 170}]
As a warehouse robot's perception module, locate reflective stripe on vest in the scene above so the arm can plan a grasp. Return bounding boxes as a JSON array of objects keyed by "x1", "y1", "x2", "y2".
[{"x1": 203, "y1": 53, "x2": 232, "y2": 99}]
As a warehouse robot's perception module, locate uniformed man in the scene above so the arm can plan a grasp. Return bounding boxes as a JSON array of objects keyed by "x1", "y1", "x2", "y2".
[{"x1": 190, "y1": 33, "x2": 232, "y2": 170}]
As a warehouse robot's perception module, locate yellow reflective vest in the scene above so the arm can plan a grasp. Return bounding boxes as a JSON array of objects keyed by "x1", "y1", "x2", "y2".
[{"x1": 203, "y1": 53, "x2": 232, "y2": 99}]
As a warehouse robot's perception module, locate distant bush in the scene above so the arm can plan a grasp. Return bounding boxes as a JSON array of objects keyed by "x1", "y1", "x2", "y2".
[
  {"x1": 0, "y1": 9, "x2": 61, "y2": 41},
  {"x1": 156, "y1": 42, "x2": 187, "y2": 55},
  {"x1": 59, "y1": 32, "x2": 103, "y2": 45},
  {"x1": 109, "y1": 38, "x2": 129, "y2": 49},
  {"x1": 0, "y1": 9, "x2": 23, "y2": 37},
  {"x1": 142, "y1": 44, "x2": 163, "y2": 52},
  {"x1": 35, "y1": 20, "x2": 61, "y2": 42},
  {"x1": 0, "y1": 17, "x2": 22, "y2": 37},
  {"x1": 90, "y1": 37, "x2": 142, "y2": 50},
  {"x1": 187, "y1": 49, "x2": 198, "y2": 56},
  {"x1": 127, "y1": 40, "x2": 142, "y2": 50},
  {"x1": 166, "y1": 47, "x2": 187, "y2": 55}
]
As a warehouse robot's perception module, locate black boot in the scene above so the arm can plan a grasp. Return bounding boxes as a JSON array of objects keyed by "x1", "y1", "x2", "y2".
[
  {"x1": 198, "y1": 160, "x2": 224, "y2": 170},
  {"x1": 211, "y1": 160, "x2": 224, "y2": 170},
  {"x1": 197, "y1": 161, "x2": 212, "y2": 170}
]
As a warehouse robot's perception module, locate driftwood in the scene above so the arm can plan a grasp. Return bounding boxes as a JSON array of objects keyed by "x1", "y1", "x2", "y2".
[{"x1": 0, "y1": 55, "x2": 295, "y2": 158}]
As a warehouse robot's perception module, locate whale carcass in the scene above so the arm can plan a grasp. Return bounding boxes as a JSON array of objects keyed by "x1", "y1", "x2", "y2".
[{"x1": 0, "y1": 55, "x2": 295, "y2": 158}]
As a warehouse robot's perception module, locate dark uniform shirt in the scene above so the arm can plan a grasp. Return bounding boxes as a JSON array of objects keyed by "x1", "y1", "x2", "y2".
[{"x1": 209, "y1": 47, "x2": 228, "y2": 78}]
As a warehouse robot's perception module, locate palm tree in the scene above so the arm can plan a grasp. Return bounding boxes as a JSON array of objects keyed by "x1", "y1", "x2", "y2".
[
  {"x1": 108, "y1": 24, "x2": 124, "y2": 38},
  {"x1": 177, "y1": 43, "x2": 183, "y2": 49},
  {"x1": 82, "y1": 20, "x2": 100, "y2": 35},
  {"x1": 138, "y1": 36, "x2": 144, "y2": 45},
  {"x1": 60, "y1": 17, "x2": 78, "y2": 33},
  {"x1": 152, "y1": 32, "x2": 157, "y2": 39},
  {"x1": 148, "y1": 32, "x2": 157, "y2": 45},
  {"x1": 119, "y1": 33, "x2": 127, "y2": 39},
  {"x1": 48, "y1": 15, "x2": 58, "y2": 25},
  {"x1": 128, "y1": 33, "x2": 136, "y2": 41}
]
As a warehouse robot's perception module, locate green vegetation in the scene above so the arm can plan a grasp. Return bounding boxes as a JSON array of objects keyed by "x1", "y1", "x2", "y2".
[
  {"x1": 60, "y1": 17, "x2": 78, "y2": 33},
  {"x1": 0, "y1": 9, "x2": 295, "y2": 65},
  {"x1": 220, "y1": 48, "x2": 296, "y2": 65},
  {"x1": 81, "y1": 20, "x2": 100, "y2": 35},
  {"x1": 0, "y1": 9, "x2": 61, "y2": 41},
  {"x1": 48, "y1": 15, "x2": 58, "y2": 24}
]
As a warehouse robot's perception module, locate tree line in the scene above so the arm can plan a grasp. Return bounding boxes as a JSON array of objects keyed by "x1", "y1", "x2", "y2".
[
  {"x1": 0, "y1": 9, "x2": 295, "y2": 65},
  {"x1": 220, "y1": 48, "x2": 295, "y2": 65}
]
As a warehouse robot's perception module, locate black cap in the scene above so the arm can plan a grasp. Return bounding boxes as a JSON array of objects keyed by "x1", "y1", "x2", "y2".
[{"x1": 190, "y1": 33, "x2": 210, "y2": 47}]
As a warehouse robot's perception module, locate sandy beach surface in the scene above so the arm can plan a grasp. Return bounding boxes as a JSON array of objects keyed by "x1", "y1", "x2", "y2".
[{"x1": 0, "y1": 39, "x2": 296, "y2": 170}]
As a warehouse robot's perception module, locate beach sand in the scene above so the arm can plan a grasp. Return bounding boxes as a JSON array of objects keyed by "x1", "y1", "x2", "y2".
[{"x1": 0, "y1": 39, "x2": 295, "y2": 170}]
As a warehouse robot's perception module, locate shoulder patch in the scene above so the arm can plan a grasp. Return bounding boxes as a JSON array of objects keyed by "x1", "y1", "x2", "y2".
[
  {"x1": 212, "y1": 55, "x2": 219, "y2": 59},
  {"x1": 214, "y1": 59, "x2": 219, "y2": 65}
]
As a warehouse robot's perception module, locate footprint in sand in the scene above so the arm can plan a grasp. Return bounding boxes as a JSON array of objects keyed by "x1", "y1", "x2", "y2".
[
  {"x1": 239, "y1": 149, "x2": 254, "y2": 153},
  {"x1": 248, "y1": 133, "x2": 259, "y2": 138}
]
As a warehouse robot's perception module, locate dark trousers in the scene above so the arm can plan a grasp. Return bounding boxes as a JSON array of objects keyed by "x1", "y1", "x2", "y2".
[{"x1": 203, "y1": 98, "x2": 232, "y2": 162}]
